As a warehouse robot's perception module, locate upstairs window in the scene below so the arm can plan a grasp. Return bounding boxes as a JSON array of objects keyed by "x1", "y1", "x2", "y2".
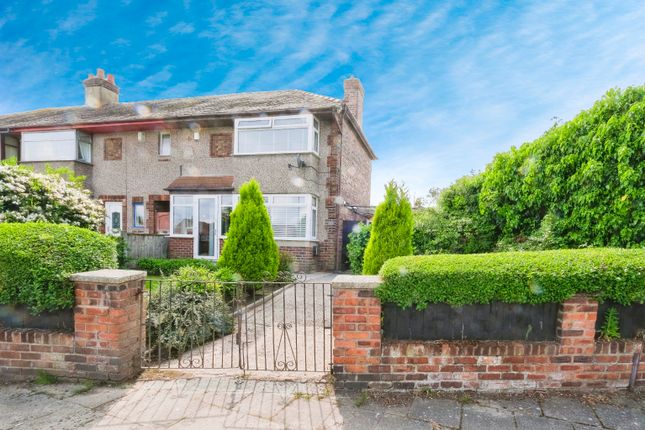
[
  {"x1": 1, "y1": 135, "x2": 20, "y2": 161},
  {"x1": 77, "y1": 132, "x2": 92, "y2": 163},
  {"x1": 159, "y1": 132, "x2": 171, "y2": 156},
  {"x1": 234, "y1": 114, "x2": 319, "y2": 155},
  {"x1": 21, "y1": 130, "x2": 92, "y2": 163}
]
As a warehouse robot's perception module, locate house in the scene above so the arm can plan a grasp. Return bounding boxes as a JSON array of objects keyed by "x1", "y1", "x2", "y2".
[{"x1": 0, "y1": 69, "x2": 376, "y2": 271}]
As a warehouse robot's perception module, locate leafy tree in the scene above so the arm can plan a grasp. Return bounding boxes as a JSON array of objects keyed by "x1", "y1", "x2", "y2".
[
  {"x1": 363, "y1": 181, "x2": 413, "y2": 274},
  {"x1": 347, "y1": 222, "x2": 371, "y2": 274},
  {"x1": 413, "y1": 85, "x2": 645, "y2": 253},
  {"x1": 218, "y1": 179, "x2": 279, "y2": 281},
  {"x1": 0, "y1": 162, "x2": 103, "y2": 229}
]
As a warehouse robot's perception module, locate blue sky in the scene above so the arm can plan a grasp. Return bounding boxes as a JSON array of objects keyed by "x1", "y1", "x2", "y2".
[{"x1": 1, "y1": 1, "x2": 644, "y2": 203}]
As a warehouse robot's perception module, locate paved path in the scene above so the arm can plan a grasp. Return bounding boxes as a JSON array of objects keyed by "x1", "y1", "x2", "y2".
[{"x1": 2, "y1": 372, "x2": 644, "y2": 429}]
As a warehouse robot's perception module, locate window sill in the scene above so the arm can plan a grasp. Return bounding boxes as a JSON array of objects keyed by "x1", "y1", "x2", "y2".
[
  {"x1": 158, "y1": 156, "x2": 171, "y2": 161},
  {"x1": 233, "y1": 151, "x2": 319, "y2": 158}
]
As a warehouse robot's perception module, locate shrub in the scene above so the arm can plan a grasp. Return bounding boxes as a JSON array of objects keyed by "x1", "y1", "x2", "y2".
[
  {"x1": 0, "y1": 222, "x2": 117, "y2": 314},
  {"x1": 347, "y1": 223, "x2": 371, "y2": 274},
  {"x1": 0, "y1": 163, "x2": 103, "y2": 229},
  {"x1": 218, "y1": 179, "x2": 279, "y2": 281},
  {"x1": 114, "y1": 235, "x2": 129, "y2": 268},
  {"x1": 136, "y1": 258, "x2": 217, "y2": 276},
  {"x1": 363, "y1": 181, "x2": 413, "y2": 275},
  {"x1": 376, "y1": 248, "x2": 645, "y2": 309},
  {"x1": 147, "y1": 267, "x2": 232, "y2": 354}
]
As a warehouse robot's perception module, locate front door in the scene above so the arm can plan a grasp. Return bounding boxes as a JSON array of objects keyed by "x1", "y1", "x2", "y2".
[
  {"x1": 194, "y1": 197, "x2": 218, "y2": 259},
  {"x1": 105, "y1": 202, "x2": 123, "y2": 236}
]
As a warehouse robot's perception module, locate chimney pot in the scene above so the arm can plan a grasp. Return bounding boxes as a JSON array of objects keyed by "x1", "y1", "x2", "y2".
[
  {"x1": 96, "y1": 68, "x2": 105, "y2": 78},
  {"x1": 107, "y1": 74, "x2": 115, "y2": 84},
  {"x1": 343, "y1": 76, "x2": 365, "y2": 128}
]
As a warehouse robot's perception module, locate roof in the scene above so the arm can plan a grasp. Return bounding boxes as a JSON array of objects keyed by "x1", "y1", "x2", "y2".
[
  {"x1": 0, "y1": 90, "x2": 341, "y2": 129},
  {"x1": 165, "y1": 176, "x2": 235, "y2": 193}
]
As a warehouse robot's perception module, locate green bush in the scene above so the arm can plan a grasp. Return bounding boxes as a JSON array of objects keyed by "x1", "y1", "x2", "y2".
[
  {"x1": 147, "y1": 267, "x2": 232, "y2": 355},
  {"x1": 0, "y1": 222, "x2": 117, "y2": 314},
  {"x1": 218, "y1": 179, "x2": 279, "y2": 281},
  {"x1": 347, "y1": 223, "x2": 371, "y2": 274},
  {"x1": 363, "y1": 181, "x2": 413, "y2": 274},
  {"x1": 137, "y1": 258, "x2": 217, "y2": 276},
  {"x1": 376, "y1": 248, "x2": 645, "y2": 309}
]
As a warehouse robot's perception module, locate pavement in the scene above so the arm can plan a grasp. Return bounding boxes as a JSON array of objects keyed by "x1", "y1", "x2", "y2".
[{"x1": 1, "y1": 371, "x2": 645, "y2": 429}]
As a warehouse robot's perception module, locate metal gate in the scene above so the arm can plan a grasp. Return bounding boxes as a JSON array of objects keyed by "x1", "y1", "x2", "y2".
[{"x1": 141, "y1": 275, "x2": 332, "y2": 372}]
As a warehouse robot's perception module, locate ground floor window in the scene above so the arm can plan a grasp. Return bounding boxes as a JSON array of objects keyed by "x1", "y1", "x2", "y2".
[
  {"x1": 170, "y1": 194, "x2": 318, "y2": 241},
  {"x1": 132, "y1": 202, "x2": 145, "y2": 228}
]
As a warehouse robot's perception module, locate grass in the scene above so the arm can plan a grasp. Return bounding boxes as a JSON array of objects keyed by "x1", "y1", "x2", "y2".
[
  {"x1": 33, "y1": 371, "x2": 58, "y2": 385},
  {"x1": 145, "y1": 276, "x2": 169, "y2": 293}
]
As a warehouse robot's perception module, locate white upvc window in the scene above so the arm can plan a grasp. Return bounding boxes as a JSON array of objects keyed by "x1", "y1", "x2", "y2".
[
  {"x1": 172, "y1": 194, "x2": 318, "y2": 241},
  {"x1": 159, "y1": 132, "x2": 171, "y2": 156},
  {"x1": 234, "y1": 114, "x2": 320, "y2": 155},
  {"x1": 311, "y1": 196, "x2": 318, "y2": 239},
  {"x1": 21, "y1": 130, "x2": 93, "y2": 163},
  {"x1": 170, "y1": 195, "x2": 193, "y2": 236}
]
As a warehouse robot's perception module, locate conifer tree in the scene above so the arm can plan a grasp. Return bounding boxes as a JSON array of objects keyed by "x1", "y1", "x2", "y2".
[
  {"x1": 363, "y1": 181, "x2": 413, "y2": 275},
  {"x1": 218, "y1": 179, "x2": 279, "y2": 281}
]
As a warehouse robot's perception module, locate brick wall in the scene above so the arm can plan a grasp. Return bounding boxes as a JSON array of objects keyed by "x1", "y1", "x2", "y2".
[
  {"x1": 0, "y1": 270, "x2": 145, "y2": 382},
  {"x1": 332, "y1": 275, "x2": 645, "y2": 391},
  {"x1": 210, "y1": 133, "x2": 233, "y2": 157},
  {"x1": 280, "y1": 245, "x2": 317, "y2": 272},
  {"x1": 168, "y1": 236, "x2": 193, "y2": 258}
]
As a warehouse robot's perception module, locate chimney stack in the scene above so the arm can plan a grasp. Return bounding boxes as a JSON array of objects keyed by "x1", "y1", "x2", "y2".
[
  {"x1": 83, "y1": 68, "x2": 119, "y2": 108},
  {"x1": 343, "y1": 77, "x2": 364, "y2": 127}
]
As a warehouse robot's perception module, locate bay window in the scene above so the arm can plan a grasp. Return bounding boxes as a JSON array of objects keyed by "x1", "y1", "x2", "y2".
[
  {"x1": 21, "y1": 130, "x2": 93, "y2": 163},
  {"x1": 234, "y1": 114, "x2": 320, "y2": 155},
  {"x1": 170, "y1": 194, "x2": 318, "y2": 241}
]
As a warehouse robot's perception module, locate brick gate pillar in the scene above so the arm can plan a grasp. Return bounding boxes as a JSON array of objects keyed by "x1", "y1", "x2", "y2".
[
  {"x1": 331, "y1": 275, "x2": 383, "y2": 389},
  {"x1": 70, "y1": 269, "x2": 146, "y2": 380}
]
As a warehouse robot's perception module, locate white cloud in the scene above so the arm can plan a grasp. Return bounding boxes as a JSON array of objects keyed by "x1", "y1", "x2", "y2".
[
  {"x1": 137, "y1": 66, "x2": 173, "y2": 89},
  {"x1": 158, "y1": 81, "x2": 198, "y2": 98},
  {"x1": 49, "y1": 0, "x2": 97, "y2": 37},
  {"x1": 169, "y1": 21, "x2": 195, "y2": 34},
  {"x1": 146, "y1": 11, "x2": 167, "y2": 27}
]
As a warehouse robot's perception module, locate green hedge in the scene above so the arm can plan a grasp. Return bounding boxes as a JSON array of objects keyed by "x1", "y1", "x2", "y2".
[
  {"x1": 0, "y1": 223, "x2": 117, "y2": 314},
  {"x1": 137, "y1": 258, "x2": 217, "y2": 276},
  {"x1": 376, "y1": 248, "x2": 645, "y2": 309}
]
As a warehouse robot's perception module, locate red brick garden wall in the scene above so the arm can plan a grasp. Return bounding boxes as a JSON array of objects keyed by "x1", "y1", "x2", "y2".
[
  {"x1": 332, "y1": 275, "x2": 645, "y2": 391},
  {"x1": 0, "y1": 270, "x2": 145, "y2": 382}
]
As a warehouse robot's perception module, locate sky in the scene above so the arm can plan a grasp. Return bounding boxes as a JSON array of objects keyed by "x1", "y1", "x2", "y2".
[{"x1": 0, "y1": 1, "x2": 644, "y2": 204}]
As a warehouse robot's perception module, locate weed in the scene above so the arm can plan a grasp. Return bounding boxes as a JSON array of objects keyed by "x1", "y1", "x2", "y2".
[
  {"x1": 293, "y1": 391, "x2": 314, "y2": 401},
  {"x1": 354, "y1": 391, "x2": 369, "y2": 407},
  {"x1": 459, "y1": 394, "x2": 473, "y2": 404},
  {"x1": 72, "y1": 380, "x2": 95, "y2": 395},
  {"x1": 33, "y1": 371, "x2": 58, "y2": 385}
]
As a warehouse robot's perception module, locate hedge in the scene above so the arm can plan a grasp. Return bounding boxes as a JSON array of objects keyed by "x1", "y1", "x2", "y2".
[
  {"x1": 136, "y1": 258, "x2": 217, "y2": 276},
  {"x1": 376, "y1": 248, "x2": 645, "y2": 309},
  {"x1": 0, "y1": 223, "x2": 118, "y2": 314}
]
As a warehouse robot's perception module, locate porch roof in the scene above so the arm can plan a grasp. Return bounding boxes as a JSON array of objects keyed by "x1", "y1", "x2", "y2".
[{"x1": 165, "y1": 176, "x2": 234, "y2": 193}]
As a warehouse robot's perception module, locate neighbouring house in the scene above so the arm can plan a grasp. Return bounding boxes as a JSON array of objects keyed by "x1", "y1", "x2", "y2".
[{"x1": 0, "y1": 69, "x2": 376, "y2": 271}]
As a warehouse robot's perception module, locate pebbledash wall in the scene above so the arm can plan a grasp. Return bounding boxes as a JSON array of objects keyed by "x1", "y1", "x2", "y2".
[
  {"x1": 331, "y1": 275, "x2": 645, "y2": 391},
  {"x1": 0, "y1": 270, "x2": 144, "y2": 382}
]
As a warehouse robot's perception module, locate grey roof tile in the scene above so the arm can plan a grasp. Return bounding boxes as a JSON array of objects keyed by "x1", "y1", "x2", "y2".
[{"x1": 0, "y1": 90, "x2": 342, "y2": 129}]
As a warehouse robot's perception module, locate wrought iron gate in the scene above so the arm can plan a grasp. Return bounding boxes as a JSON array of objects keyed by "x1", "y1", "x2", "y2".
[{"x1": 141, "y1": 275, "x2": 332, "y2": 372}]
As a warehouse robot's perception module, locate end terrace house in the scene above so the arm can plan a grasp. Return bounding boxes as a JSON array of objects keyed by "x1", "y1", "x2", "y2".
[{"x1": 0, "y1": 69, "x2": 376, "y2": 271}]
